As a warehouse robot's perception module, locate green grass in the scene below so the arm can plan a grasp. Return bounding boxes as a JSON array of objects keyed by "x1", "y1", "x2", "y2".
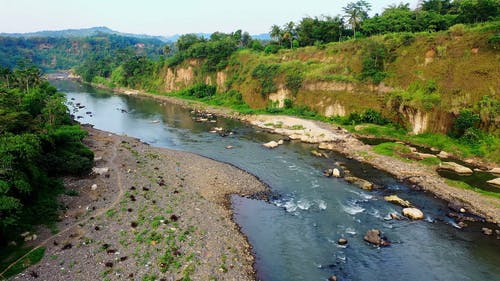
[
  {"x1": 419, "y1": 157, "x2": 442, "y2": 166},
  {"x1": 352, "y1": 124, "x2": 500, "y2": 163},
  {"x1": 445, "y1": 179, "x2": 500, "y2": 199},
  {"x1": 372, "y1": 142, "x2": 411, "y2": 157},
  {"x1": 0, "y1": 247, "x2": 46, "y2": 279}
]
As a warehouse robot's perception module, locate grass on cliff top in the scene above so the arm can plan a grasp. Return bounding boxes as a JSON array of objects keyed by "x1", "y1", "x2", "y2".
[{"x1": 445, "y1": 179, "x2": 500, "y2": 200}]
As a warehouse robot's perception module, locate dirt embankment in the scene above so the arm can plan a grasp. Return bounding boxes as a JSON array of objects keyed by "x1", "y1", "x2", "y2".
[{"x1": 11, "y1": 127, "x2": 267, "y2": 281}]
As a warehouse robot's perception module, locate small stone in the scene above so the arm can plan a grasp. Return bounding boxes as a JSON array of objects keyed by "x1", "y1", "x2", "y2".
[
  {"x1": 482, "y1": 227, "x2": 493, "y2": 235},
  {"x1": 328, "y1": 275, "x2": 337, "y2": 281},
  {"x1": 438, "y1": 162, "x2": 473, "y2": 175},
  {"x1": 390, "y1": 212, "x2": 401, "y2": 220},
  {"x1": 91, "y1": 184, "x2": 98, "y2": 191},
  {"x1": 487, "y1": 178, "x2": 500, "y2": 188},
  {"x1": 437, "y1": 151, "x2": 449, "y2": 158},
  {"x1": 364, "y1": 229, "x2": 390, "y2": 247},
  {"x1": 384, "y1": 195, "x2": 412, "y2": 208},
  {"x1": 459, "y1": 208, "x2": 466, "y2": 213},
  {"x1": 338, "y1": 238, "x2": 348, "y2": 245},
  {"x1": 263, "y1": 141, "x2": 279, "y2": 149},
  {"x1": 225, "y1": 145, "x2": 234, "y2": 149},
  {"x1": 402, "y1": 208, "x2": 424, "y2": 220},
  {"x1": 278, "y1": 139, "x2": 284, "y2": 145},
  {"x1": 332, "y1": 168, "x2": 341, "y2": 178},
  {"x1": 457, "y1": 221, "x2": 468, "y2": 228},
  {"x1": 323, "y1": 169, "x2": 333, "y2": 177},
  {"x1": 345, "y1": 176, "x2": 373, "y2": 190}
]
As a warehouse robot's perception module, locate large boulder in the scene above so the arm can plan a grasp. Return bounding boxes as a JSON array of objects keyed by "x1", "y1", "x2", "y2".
[
  {"x1": 438, "y1": 162, "x2": 473, "y2": 175},
  {"x1": 345, "y1": 176, "x2": 373, "y2": 190},
  {"x1": 384, "y1": 195, "x2": 412, "y2": 208},
  {"x1": 487, "y1": 178, "x2": 500, "y2": 188},
  {"x1": 263, "y1": 141, "x2": 279, "y2": 149},
  {"x1": 402, "y1": 207, "x2": 424, "y2": 220},
  {"x1": 364, "y1": 229, "x2": 390, "y2": 247}
]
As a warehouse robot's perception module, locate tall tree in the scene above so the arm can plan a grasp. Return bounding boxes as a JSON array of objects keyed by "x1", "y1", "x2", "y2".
[
  {"x1": 343, "y1": 0, "x2": 372, "y2": 38},
  {"x1": 270, "y1": 25, "x2": 283, "y2": 45}
]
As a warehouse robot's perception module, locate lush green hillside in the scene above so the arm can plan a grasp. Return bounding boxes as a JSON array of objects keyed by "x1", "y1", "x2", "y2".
[{"x1": 0, "y1": 33, "x2": 165, "y2": 72}]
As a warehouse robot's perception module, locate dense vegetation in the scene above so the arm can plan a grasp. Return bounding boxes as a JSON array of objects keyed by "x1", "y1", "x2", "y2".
[
  {"x1": 0, "y1": 33, "x2": 164, "y2": 72},
  {"x1": 0, "y1": 65, "x2": 93, "y2": 246}
]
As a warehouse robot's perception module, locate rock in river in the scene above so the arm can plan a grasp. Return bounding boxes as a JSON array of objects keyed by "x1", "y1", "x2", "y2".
[
  {"x1": 263, "y1": 141, "x2": 279, "y2": 149},
  {"x1": 384, "y1": 195, "x2": 412, "y2": 208},
  {"x1": 438, "y1": 162, "x2": 473, "y2": 175},
  {"x1": 364, "y1": 229, "x2": 390, "y2": 247},
  {"x1": 402, "y1": 207, "x2": 424, "y2": 220},
  {"x1": 345, "y1": 176, "x2": 373, "y2": 190}
]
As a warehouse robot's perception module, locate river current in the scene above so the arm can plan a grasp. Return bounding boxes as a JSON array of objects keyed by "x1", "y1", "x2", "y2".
[{"x1": 54, "y1": 80, "x2": 499, "y2": 281}]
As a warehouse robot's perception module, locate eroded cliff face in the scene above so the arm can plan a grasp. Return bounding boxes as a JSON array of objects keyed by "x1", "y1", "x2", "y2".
[
  {"x1": 164, "y1": 67, "x2": 195, "y2": 92},
  {"x1": 160, "y1": 64, "x2": 456, "y2": 134}
]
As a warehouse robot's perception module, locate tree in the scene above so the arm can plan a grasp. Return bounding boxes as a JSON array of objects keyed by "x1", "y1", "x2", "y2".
[
  {"x1": 283, "y1": 21, "x2": 297, "y2": 48},
  {"x1": 270, "y1": 25, "x2": 283, "y2": 45},
  {"x1": 343, "y1": 0, "x2": 372, "y2": 38}
]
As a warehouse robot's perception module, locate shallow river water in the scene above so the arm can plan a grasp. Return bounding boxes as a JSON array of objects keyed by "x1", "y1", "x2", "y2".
[{"x1": 53, "y1": 80, "x2": 499, "y2": 281}]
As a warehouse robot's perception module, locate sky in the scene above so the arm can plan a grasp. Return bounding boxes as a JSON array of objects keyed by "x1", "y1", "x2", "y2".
[{"x1": 0, "y1": 0, "x2": 419, "y2": 36}]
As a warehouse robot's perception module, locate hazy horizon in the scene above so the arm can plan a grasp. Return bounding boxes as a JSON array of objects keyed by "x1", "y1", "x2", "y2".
[{"x1": 1, "y1": 0, "x2": 419, "y2": 36}]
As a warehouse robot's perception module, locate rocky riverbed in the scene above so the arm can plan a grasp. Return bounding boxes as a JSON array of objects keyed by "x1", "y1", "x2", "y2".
[
  {"x1": 90, "y1": 83, "x2": 500, "y2": 223},
  {"x1": 11, "y1": 127, "x2": 268, "y2": 281}
]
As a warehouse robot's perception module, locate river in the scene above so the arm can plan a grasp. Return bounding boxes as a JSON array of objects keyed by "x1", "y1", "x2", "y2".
[{"x1": 53, "y1": 80, "x2": 500, "y2": 281}]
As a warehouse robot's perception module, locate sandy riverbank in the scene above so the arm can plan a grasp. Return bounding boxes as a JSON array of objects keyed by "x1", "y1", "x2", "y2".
[
  {"x1": 11, "y1": 127, "x2": 268, "y2": 280},
  {"x1": 90, "y1": 84, "x2": 500, "y2": 224}
]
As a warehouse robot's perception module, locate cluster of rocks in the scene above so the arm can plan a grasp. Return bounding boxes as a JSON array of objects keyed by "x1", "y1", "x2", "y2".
[
  {"x1": 262, "y1": 139, "x2": 287, "y2": 149},
  {"x1": 191, "y1": 110, "x2": 217, "y2": 123},
  {"x1": 209, "y1": 127, "x2": 235, "y2": 137}
]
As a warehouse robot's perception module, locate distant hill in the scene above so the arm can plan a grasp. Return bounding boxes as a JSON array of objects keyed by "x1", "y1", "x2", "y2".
[
  {"x1": 0, "y1": 26, "x2": 171, "y2": 42},
  {"x1": 0, "y1": 27, "x2": 270, "y2": 42}
]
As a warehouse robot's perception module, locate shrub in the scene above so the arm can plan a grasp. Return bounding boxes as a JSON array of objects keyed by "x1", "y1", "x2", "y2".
[
  {"x1": 449, "y1": 24, "x2": 466, "y2": 36},
  {"x1": 284, "y1": 98, "x2": 293, "y2": 109},
  {"x1": 452, "y1": 109, "x2": 480, "y2": 137},
  {"x1": 264, "y1": 44, "x2": 281, "y2": 54},
  {"x1": 361, "y1": 40, "x2": 387, "y2": 84},
  {"x1": 285, "y1": 71, "x2": 303, "y2": 95},
  {"x1": 185, "y1": 83, "x2": 216, "y2": 98},
  {"x1": 252, "y1": 64, "x2": 280, "y2": 96}
]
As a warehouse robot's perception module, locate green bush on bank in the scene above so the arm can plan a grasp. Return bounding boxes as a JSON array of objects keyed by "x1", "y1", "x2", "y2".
[{"x1": 0, "y1": 66, "x2": 93, "y2": 247}]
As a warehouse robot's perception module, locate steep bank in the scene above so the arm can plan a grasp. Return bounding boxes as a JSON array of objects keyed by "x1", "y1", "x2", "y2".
[
  {"x1": 160, "y1": 24, "x2": 499, "y2": 135},
  {"x1": 9, "y1": 127, "x2": 268, "y2": 280}
]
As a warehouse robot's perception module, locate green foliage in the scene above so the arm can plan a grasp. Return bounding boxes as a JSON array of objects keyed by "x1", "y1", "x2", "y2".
[
  {"x1": 360, "y1": 40, "x2": 387, "y2": 84},
  {"x1": 0, "y1": 67, "x2": 92, "y2": 245},
  {"x1": 373, "y1": 142, "x2": 410, "y2": 157},
  {"x1": 452, "y1": 109, "x2": 480, "y2": 137},
  {"x1": 252, "y1": 64, "x2": 280, "y2": 96},
  {"x1": 337, "y1": 109, "x2": 390, "y2": 125},
  {"x1": 285, "y1": 70, "x2": 303, "y2": 95},
  {"x1": 0, "y1": 247, "x2": 46, "y2": 278},
  {"x1": 0, "y1": 34, "x2": 163, "y2": 72},
  {"x1": 296, "y1": 16, "x2": 345, "y2": 46},
  {"x1": 183, "y1": 83, "x2": 216, "y2": 98},
  {"x1": 264, "y1": 44, "x2": 281, "y2": 54},
  {"x1": 388, "y1": 81, "x2": 442, "y2": 111}
]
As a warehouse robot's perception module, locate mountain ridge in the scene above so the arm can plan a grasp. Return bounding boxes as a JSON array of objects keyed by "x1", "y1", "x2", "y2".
[{"x1": 0, "y1": 27, "x2": 270, "y2": 42}]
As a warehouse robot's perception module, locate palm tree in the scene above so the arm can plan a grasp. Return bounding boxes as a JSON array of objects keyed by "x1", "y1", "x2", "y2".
[
  {"x1": 342, "y1": 0, "x2": 371, "y2": 39},
  {"x1": 270, "y1": 25, "x2": 282, "y2": 45},
  {"x1": 283, "y1": 21, "x2": 296, "y2": 48}
]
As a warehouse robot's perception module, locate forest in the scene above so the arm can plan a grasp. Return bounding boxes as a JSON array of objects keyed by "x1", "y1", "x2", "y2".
[{"x1": 0, "y1": 65, "x2": 93, "y2": 246}]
